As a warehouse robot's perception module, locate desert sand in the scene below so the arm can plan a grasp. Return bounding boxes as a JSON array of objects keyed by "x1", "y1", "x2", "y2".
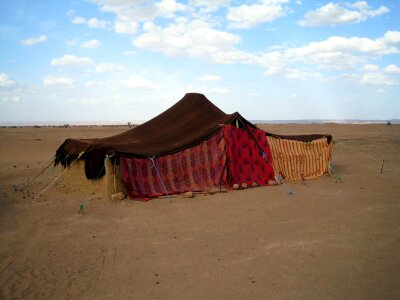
[{"x1": 0, "y1": 124, "x2": 399, "y2": 299}]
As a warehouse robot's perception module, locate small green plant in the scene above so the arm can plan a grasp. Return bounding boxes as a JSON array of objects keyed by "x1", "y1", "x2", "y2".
[{"x1": 79, "y1": 202, "x2": 85, "y2": 214}]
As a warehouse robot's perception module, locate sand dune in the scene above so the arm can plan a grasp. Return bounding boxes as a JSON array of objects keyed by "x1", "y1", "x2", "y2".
[{"x1": 0, "y1": 124, "x2": 399, "y2": 299}]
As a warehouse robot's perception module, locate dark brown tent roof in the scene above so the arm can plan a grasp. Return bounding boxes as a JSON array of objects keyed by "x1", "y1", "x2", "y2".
[{"x1": 55, "y1": 93, "x2": 246, "y2": 178}]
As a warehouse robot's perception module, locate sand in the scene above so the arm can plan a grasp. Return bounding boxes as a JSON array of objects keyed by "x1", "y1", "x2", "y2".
[{"x1": 0, "y1": 124, "x2": 399, "y2": 299}]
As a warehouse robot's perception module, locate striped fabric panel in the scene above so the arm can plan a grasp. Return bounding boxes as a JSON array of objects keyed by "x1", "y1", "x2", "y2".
[
  {"x1": 266, "y1": 137, "x2": 333, "y2": 181},
  {"x1": 120, "y1": 130, "x2": 227, "y2": 200}
]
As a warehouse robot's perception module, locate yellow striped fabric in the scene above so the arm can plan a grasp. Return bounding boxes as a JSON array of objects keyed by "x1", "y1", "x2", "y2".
[{"x1": 266, "y1": 136, "x2": 333, "y2": 181}]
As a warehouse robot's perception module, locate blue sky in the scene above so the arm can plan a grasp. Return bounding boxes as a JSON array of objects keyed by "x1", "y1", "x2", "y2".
[{"x1": 0, "y1": 0, "x2": 399, "y2": 123}]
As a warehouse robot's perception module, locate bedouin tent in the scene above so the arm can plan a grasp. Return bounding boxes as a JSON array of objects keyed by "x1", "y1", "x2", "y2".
[{"x1": 55, "y1": 93, "x2": 333, "y2": 200}]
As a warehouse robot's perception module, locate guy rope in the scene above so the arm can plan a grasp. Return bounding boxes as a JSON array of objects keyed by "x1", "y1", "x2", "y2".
[
  {"x1": 148, "y1": 155, "x2": 172, "y2": 202},
  {"x1": 33, "y1": 151, "x2": 85, "y2": 202},
  {"x1": 237, "y1": 118, "x2": 294, "y2": 196},
  {"x1": 20, "y1": 157, "x2": 56, "y2": 192}
]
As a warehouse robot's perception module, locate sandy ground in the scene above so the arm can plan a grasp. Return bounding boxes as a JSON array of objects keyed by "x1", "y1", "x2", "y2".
[{"x1": 0, "y1": 124, "x2": 399, "y2": 300}]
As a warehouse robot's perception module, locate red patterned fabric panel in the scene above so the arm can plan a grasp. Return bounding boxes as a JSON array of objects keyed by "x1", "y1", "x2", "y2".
[
  {"x1": 120, "y1": 130, "x2": 227, "y2": 200},
  {"x1": 223, "y1": 125, "x2": 275, "y2": 187}
]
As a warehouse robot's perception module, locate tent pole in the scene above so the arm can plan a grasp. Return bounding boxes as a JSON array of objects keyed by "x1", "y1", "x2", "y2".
[{"x1": 113, "y1": 158, "x2": 117, "y2": 194}]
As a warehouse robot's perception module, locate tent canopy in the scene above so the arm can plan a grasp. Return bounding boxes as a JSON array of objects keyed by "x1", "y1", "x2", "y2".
[{"x1": 55, "y1": 93, "x2": 250, "y2": 178}]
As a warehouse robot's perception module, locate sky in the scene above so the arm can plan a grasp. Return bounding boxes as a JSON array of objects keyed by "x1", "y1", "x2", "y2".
[{"x1": 0, "y1": 0, "x2": 399, "y2": 124}]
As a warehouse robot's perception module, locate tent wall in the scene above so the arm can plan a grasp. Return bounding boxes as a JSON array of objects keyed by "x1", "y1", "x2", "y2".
[
  {"x1": 223, "y1": 125, "x2": 275, "y2": 186},
  {"x1": 267, "y1": 136, "x2": 333, "y2": 181},
  {"x1": 62, "y1": 158, "x2": 126, "y2": 199},
  {"x1": 120, "y1": 130, "x2": 227, "y2": 200},
  {"x1": 61, "y1": 132, "x2": 333, "y2": 200}
]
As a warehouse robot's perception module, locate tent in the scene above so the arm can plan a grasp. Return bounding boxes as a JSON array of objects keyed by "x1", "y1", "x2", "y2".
[{"x1": 55, "y1": 93, "x2": 333, "y2": 200}]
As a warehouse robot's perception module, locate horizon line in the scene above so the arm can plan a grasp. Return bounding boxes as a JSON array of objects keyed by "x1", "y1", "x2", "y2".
[{"x1": 1, "y1": 119, "x2": 399, "y2": 127}]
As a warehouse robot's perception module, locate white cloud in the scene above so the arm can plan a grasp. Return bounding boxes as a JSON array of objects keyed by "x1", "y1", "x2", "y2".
[
  {"x1": 95, "y1": 63, "x2": 123, "y2": 73},
  {"x1": 43, "y1": 76, "x2": 75, "y2": 87},
  {"x1": 51, "y1": 55, "x2": 123, "y2": 73},
  {"x1": 0, "y1": 95, "x2": 20, "y2": 103},
  {"x1": 156, "y1": 0, "x2": 187, "y2": 17},
  {"x1": 290, "y1": 35, "x2": 399, "y2": 57},
  {"x1": 87, "y1": 17, "x2": 109, "y2": 29},
  {"x1": 258, "y1": 31, "x2": 400, "y2": 85},
  {"x1": 133, "y1": 18, "x2": 256, "y2": 64},
  {"x1": 21, "y1": 35, "x2": 48, "y2": 46},
  {"x1": 189, "y1": 0, "x2": 229, "y2": 12},
  {"x1": 283, "y1": 68, "x2": 310, "y2": 80},
  {"x1": 81, "y1": 39, "x2": 101, "y2": 49},
  {"x1": 299, "y1": 1, "x2": 389, "y2": 27},
  {"x1": 332, "y1": 64, "x2": 398, "y2": 86},
  {"x1": 71, "y1": 16, "x2": 86, "y2": 24},
  {"x1": 0, "y1": 73, "x2": 16, "y2": 88},
  {"x1": 133, "y1": 25, "x2": 400, "y2": 83},
  {"x1": 199, "y1": 74, "x2": 221, "y2": 81},
  {"x1": 360, "y1": 72, "x2": 396, "y2": 85},
  {"x1": 71, "y1": 16, "x2": 108, "y2": 28},
  {"x1": 89, "y1": 0, "x2": 187, "y2": 35},
  {"x1": 122, "y1": 76, "x2": 161, "y2": 90},
  {"x1": 114, "y1": 20, "x2": 138, "y2": 34},
  {"x1": 382, "y1": 31, "x2": 400, "y2": 44},
  {"x1": 259, "y1": 31, "x2": 400, "y2": 73},
  {"x1": 384, "y1": 64, "x2": 400, "y2": 74},
  {"x1": 51, "y1": 54, "x2": 94, "y2": 67},
  {"x1": 227, "y1": 0, "x2": 288, "y2": 29},
  {"x1": 264, "y1": 66, "x2": 319, "y2": 80},
  {"x1": 363, "y1": 64, "x2": 379, "y2": 71}
]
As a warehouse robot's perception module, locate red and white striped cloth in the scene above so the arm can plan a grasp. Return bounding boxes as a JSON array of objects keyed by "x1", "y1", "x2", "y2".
[{"x1": 266, "y1": 136, "x2": 333, "y2": 181}]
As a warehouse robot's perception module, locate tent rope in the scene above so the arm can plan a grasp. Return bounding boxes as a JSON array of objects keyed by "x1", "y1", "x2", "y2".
[
  {"x1": 148, "y1": 156, "x2": 171, "y2": 202},
  {"x1": 329, "y1": 162, "x2": 343, "y2": 183},
  {"x1": 20, "y1": 157, "x2": 56, "y2": 191},
  {"x1": 335, "y1": 140, "x2": 385, "y2": 174},
  {"x1": 237, "y1": 118, "x2": 274, "y2": 167},
  {"x1": 336, "y1": 140, "x2": 382, "y2": 163},
  {"x1": 33, "y1": 151, "x2": 85, "y2": 202},
  {"x1": 95, "y1": 163, "x2": 106, "y2": 180},
  {"x1": 20, "y1": 154, "x2": 71, "y2": 193}
]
